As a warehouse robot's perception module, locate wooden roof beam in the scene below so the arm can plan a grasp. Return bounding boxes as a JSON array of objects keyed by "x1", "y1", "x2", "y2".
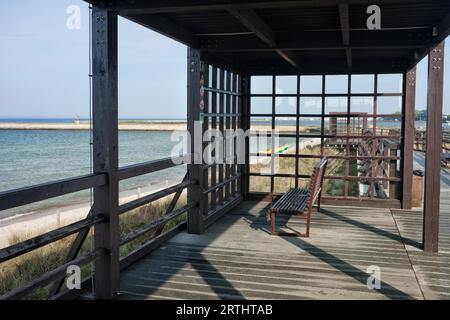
[
  {"x1": 407, "y1": 8, "x2": 450, "y2": 69},
  {"x1": 199, "y1": 29, "x2": 433, "y2": 51},
  {"x1": 338, "y1": 4, "x2": 352, "y2": 69},
  {"x1": 228, "y1": 8, "x2": 276, "y2": 47},
  {"x1": 89, "y1": 0, "x2": 435, "y2": 15},
  {"x1": 227, "y1": 8, "x2": 299, "y2": 68},
  {"x1": 126, "y1": 13, "x2": 199, "y2": 48},
  {"x1": 435, "y1": 9, "x2": 450, "y2": 43}
]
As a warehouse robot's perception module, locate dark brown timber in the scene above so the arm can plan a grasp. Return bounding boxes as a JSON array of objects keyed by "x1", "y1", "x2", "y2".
[
  {"x1": 423, "y1": 41, "x2": 445, "y2": 253},
  {"x1": 402, "y1": 67, "x2": 416, "y2": 209},
  {"x1": 187, "y1": 47, "x2": 202, "y2": 234},
  {"x1": 91, "y1": 7, "x2": 120, "y2": 299}
]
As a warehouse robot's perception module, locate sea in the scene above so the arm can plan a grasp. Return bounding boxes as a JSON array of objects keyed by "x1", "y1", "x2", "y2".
[{"x1": 0, "y1": 118, "x2": 415, "y2": 219}]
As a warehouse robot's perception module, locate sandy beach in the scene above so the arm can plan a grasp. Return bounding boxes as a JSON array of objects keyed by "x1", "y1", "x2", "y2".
[
  {"x1": 0, "y1": 178, "x2": 182, "y2": 248},
  {"x1": 0, "y1": 121, "x2": 313, "y2": 133}
]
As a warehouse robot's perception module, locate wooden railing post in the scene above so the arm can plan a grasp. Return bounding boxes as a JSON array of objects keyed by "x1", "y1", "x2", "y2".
[
  {"x1": 389, "y1": 145, "x2": 398, "y2": 200},
  {"x1": 92, "y1": 7, "x2": 120, "y2": 298},
  {"x1": 187, "y1": 48, "x2": 203, "y2": 234},
  {"x1": 241, "y1": 75, "x2": 250, "y2": 198},
  {"x1": 423, "y1": 41, "x2": 445, "y2": 253},
  {"x1": 402, "y1": 67, "x2": 416, "y2": 209}
]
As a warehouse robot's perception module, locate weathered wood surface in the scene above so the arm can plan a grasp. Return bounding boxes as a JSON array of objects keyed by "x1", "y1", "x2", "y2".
[
  {"x1": 392, "y1": 152, "x2": 450, "y2": 299},
  {"x1": 118, "y1": 154, "x2": 450, "y2": 300}
]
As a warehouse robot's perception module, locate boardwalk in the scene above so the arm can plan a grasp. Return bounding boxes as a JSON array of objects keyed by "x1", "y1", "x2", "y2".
[{"x1": 118, "y1": 154, "x2": 450, "y2": 300}]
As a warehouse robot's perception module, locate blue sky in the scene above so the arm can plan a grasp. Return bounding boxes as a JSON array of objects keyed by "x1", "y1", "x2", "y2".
[{"x1": 0, "y1": 0, "x2": 449, "y2": 119}]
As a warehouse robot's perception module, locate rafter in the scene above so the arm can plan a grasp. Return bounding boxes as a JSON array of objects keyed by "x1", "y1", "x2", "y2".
[
  {"x1": 227, "y1": 8, "x2": 299, "y2": 68},
  {"x1": 199, "y1": 29, "x2": 433, "y2": 52},
  {"x1": 338, "y1": 4, "x2": 352, "y2": 68},
  {"x1": 228, "y1": 8, "x2": 276, "y2": 47},
  {"x1": 435, "y1": 9, "x2": 450, "y2": 43},
  {"x1": 408, "y1": 8, "x2": 450, "y2": 69}
]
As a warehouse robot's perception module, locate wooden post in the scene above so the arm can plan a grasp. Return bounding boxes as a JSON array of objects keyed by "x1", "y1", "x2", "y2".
[
  {"x1": 187, "y1": 48, "x2": 203, "y2": 234},
  {"x1": 201, "y1": 63, "x2": 209, "y2": 216},
  {"x1": 241, "y1": 75, "x2": 250, "y2": 198},
  {"x1": 210, "y1": 67, "x2": 218, "y2": 210},
  {"x1": 402, "y1": 67, "x2": 416, "y2": 209},
  {"x1": 92, "y1": 7, "x2": 120, "y2": 299},
  {"x1": 423, "y1": 41, "x2": 445, "y2": 253}
]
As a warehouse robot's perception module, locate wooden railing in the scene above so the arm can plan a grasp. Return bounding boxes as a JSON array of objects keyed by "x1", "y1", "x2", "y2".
[
  {"x1": 414, "y1": 129, "x2": 450, "y2": 153},
  {"x1": 357, "y1": 134, "x2": 399, "y2": 199},
  {"x1": 0, "y1": 154, "x2": 195, "y2": 300}
]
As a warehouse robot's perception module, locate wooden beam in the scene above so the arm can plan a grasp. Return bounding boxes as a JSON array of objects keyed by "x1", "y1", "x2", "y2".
[
  {"x1": 402, "y1": 67, "x2": 416, "y2": 209},
  {"x1": 227, "y1": 8, "x2": 299, "y2": 68},
  {"x1": 241, "y1": 75, "x2": 250, "y2": 198},
  {"x1": 423, "y1": 40, "x2": 445, "y2": 253},
  {"x1": 246, "y1": 57, "x2": 406, "y2": 75},
  {"x1": 408, "y1": 9, "x2": 450, "y2": 70},
  {"x1": 118, "y1": 155, "x2": 189, "y2": 181},
  {"x1": 187, "y1": 47, "x2": 202, "y2": 234},
  {"x1": 338, "y1": 4, "x2": 352, "y2": 69},
  {"x1": 199, "y1": 29, "x2": 433, "y2": 52},
  {"x1": 0, "y1": 214, "x2": 103, "y2": 264},
  {"x1": 228, "y1": 8, "x2": 275, "y2": 47},
  {"x1": 125, "y1": 13, "x2": 199, "y2": 48},
  {"x1": 90, "y1": 0, "x2": 435, "y2": 14},
  {"x1": 91, "y1": 7, "x2": 120, "y2": 299},
  {"x1": 275, "y1": 49, "x2": 299, "y2": 68},
  {"x1": 0, "y1": 173, "x2": 106, "y2": 211},
  {"x1": 435, "y1": 9, "x2": 450, "y2": 44}
]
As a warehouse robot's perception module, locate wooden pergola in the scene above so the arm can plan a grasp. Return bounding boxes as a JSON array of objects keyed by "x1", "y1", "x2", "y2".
[
  {"x1": 85, "y1": 0, "x2": 448, "y2": 298},
  {"x1": 0, "y1": 0, "x2": 449, "y2": 300}
]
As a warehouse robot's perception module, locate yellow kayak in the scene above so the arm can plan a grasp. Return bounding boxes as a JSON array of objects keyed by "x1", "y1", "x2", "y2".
[{"x1": 259, "y1": 144, "x2": 290, "y2": 154}]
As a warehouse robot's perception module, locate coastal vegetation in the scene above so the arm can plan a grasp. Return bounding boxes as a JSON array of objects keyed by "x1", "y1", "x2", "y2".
[
  {"x1": 0, "y1": 194, "x2": 187, "y2": 299},
  {"x1": 249, "y1": 144, "x2": 359, "y2": 196}
]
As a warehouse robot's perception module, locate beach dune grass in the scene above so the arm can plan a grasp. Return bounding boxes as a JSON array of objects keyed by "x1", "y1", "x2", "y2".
[
  {"x1": 249, "y1": 145, "x2": 356, "y2": 196},
  {"x1": 0, "y1": 193, "x2": 187, "y2": 299}
]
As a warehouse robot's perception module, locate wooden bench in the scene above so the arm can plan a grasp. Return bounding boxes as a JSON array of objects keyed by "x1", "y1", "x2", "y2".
[{"x1": 268, "y1": 157, "x2": 328, "y2": 237}]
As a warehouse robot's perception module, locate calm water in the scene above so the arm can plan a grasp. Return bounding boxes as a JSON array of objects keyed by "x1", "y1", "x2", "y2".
[
  {"x1": 0, "y1": 130, "x2": 186, "y2": 218},
  {"x1": 0, "y1": 117, "x2": 418, "y2": 218}
]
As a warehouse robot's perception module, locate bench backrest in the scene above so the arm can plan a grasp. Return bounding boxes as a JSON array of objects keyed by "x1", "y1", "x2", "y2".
[{"x1": 306, "y1": 157, "x2": 328, "y2": 210}]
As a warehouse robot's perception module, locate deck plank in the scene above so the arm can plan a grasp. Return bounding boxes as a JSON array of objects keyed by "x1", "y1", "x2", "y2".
[
  {"x1": 120, "y1": 202, "x2": 428, "y2": 300},
  {"x1": 119, "y1": 155, "x2": 450, "y2": 300}
]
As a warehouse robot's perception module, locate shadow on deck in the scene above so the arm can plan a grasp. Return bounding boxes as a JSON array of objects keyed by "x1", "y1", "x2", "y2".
[{"x1": 119, "y1": 197, "x2": 450, "y2": 300}]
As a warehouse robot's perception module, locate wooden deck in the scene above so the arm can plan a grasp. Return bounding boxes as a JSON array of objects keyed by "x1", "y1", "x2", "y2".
[{"x1": 119, "y1": 158, "x2": 450, "y2": 300}]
